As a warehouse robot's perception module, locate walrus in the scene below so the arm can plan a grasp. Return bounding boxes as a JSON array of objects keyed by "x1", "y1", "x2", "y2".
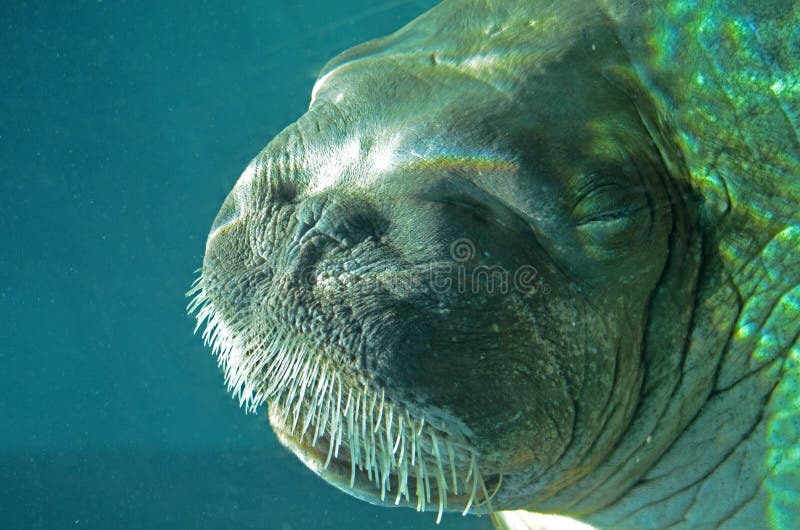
[{"x1": 189, "y1": 0, "x2": 800, "y2": 528}]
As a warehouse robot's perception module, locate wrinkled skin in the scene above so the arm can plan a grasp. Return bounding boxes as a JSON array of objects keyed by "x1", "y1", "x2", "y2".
[{"x1": 192, "y1": 1, "x2": 799, "y2": 528}]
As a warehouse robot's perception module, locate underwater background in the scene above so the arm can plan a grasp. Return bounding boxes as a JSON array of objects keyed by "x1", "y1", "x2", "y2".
[{"x1": 0, "y1": 1, "x2": 491, "y2": 528}]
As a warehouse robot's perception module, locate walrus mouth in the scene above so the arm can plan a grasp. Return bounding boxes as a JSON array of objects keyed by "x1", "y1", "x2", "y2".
[{"x1": 188, "y1": 277, "x2": 501, "y2": 523}]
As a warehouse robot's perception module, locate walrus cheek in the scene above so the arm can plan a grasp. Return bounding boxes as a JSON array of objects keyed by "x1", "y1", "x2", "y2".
[
  {"x1": 476, "y1": 380, "x2": 576, "y2": 474},
  {"x1": 358, "y1": 303, "x2": 580, "y2": 475}
]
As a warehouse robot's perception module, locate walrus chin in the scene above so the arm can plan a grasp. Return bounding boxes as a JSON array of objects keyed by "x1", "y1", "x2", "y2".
[{"x1": 188, "y1": 276, "x2": 502, "y2": 523}]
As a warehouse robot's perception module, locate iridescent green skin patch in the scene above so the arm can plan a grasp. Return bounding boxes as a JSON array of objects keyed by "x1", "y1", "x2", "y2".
[
  {"x1": 190, "y1": 1, "x2": 799, "y2": 528},
  {"x1": 605, "y1": 2, "x2": 800, "y2": 529}
]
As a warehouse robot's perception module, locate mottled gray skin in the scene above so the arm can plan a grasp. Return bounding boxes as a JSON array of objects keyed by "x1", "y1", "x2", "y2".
[{"x1": 195, "y1": 1, "x2": 799, "y2": 528}]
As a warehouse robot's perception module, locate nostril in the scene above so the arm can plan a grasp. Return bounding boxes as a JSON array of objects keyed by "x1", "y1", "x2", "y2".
[
  {"x1": 210, "y1": 191, "x2": 240, "y2": 238},
  {"x1": 293, "y1": 194, "x2": 383, "y2": 250},
  {"x1": 293, "y1": 195, "x2": 328, "y2": 244}
]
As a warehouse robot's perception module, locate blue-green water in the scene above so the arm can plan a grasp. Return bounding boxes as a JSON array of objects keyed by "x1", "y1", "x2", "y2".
[{"x1": 0, "y1": 1, "x2": 489, "y2": 528}]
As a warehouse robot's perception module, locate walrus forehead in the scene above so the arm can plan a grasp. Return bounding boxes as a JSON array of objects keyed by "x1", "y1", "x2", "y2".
[{"x1": 308, "y1": 1, "x2": 608, "y2": 107}]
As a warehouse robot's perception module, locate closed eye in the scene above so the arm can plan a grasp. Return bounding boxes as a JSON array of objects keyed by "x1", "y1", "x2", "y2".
[
  {"x1": 578, "y1": 204, "x2": 645, "y2": 225},
  {"x1": 573, "y1": 180, "x2": 623, "y2": 205},
  {"x1": 417, "y1": 179, "x2": 535, "y2": 236},
  {"x1": 433, "y1": 196, "x2": 492, "y2": 224},
  {"x1": 573, "y1": 172, "x2": 648, "y2": 225}
]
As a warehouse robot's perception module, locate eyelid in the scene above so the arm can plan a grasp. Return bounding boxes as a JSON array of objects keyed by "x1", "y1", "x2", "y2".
[
  {"x1": 573, "y1": 174, "x2": 624, "y2": 208},
  {"x1": 433, "y1": 195, "x2": 487, "y2": 210},
  {"x1": 573, "y1": 174, "x2": 647, "y2": 226},
  {"x1": 429, "y1": 195, "x2": 496, "y2": 228},
  {"x1": 579, "y1": 204, "x2": 644, "y2": 224},
  {"x1": 423, "y1": 188, "x2": 533, "y2": 234}
]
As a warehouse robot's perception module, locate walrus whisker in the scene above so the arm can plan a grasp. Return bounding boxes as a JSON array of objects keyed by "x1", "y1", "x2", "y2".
[
  {"x1": 186, "y1": 273, "x2": 202, "y2": 294},
  {"x1": 374, "y1": 388, "x2": 385, "y2": 433},
  {"x1": 311, "y1": 365, "x2": 327, "y2": 406},
  {"x1": 382, "y1": 459, "x2": 391, "y2": 498},
  {"x1": 278, "y1": 361, "x2": 301, "y2": 423},
  {"x1": 333, "y1": 375, "x2": 344, "y2": 458},
  {"x1": 385, "y1": 404, "x2": 394, "y2": 453},
  {"x1": 320, "y1": 370, "x2": 335, "y2": 442},
  {"x1": 263, "y1": 345, "x2": 291, "y2": 395},
  {"x1": 323, "y1": 377, "x2": 340, "y2": 467},
  {"x1": 447, "y1": 441, "x2": 458, "y2": 496},
  {"x1": 359, "y1": 388, "x2": 368, "y2": 465},
  {"x1": 290, "y1": 356, "x2": 312, "y2": 432},
  {"x1": 284, "y1": 345, "x2": 305, "y2": 390},
  {"x1": 369, "y1": 404, "x2": 378, "y2": 481},
  {"x1": 475, "y1": 471, "x2": 503, "y2": 511},
  {"x1": 352, "y1": 390, "x2": 361, "y2": 467},
  {"x1": 395, "y1": 432, "x2": 408, "y2": 504},
  {"x1": 393, "y1": 414, "x2": 403, "y2": 453},
  {"x1": 394, "y1": 453, "x2": 406, "y2": 505},
  {"x1": 430, "y1": 432, "x2": 449, "y2": 508},
  {"x1": 360, "y1": 391, "x2": 370, "y2": 474},
  {"x1": 378, "y1": 435, "x2": 387, "y2": 500},
  {"x1": 384, "y1": 433, "x2": 394, "y2": 492},
  {"x1": 260, "y1": 345, "x2": 285, "y2": 385},
  {"x1": 345, "y1": 391, "x2": 354, "y2": 439},
  {"x1": 475, "y1": 465, "x2": 492, "y2": 515},
  {"x1": 416, "y1": 458, "x2": 425, "y2": 512},
  {"x1": 343, "y1": 387, "x2": 353, "y2": 415},
  {"x1": 401, "y1": 448, "x2": 411, "y2": 503},
  {"x1": 346, "y1": 391, "x2": 356, "y2": 482},
  {"x1": 409, "y1": 412, "x2": 417, "y2": 467},
  {"x1": 349, "y1": 436, "x2": 357, "y2": 488},
  {"x1": 420, "y1": 441, "x2": 431, "y2": 504},
  {"x1": 462, "y1": 452, "x2": 478, "y2": 516},
  {"x1": 435, "y1": 472, "x2": 445, "y2": 524},
  {"x1": 328, "y1": 376, "x2": 339, "y2": 455},
  {"x1": 299, "y1": 353, "x2": 320, "y2": 403},
  {"x1": 296, "y1": 355, "x2": 316, "y2": 427},
  {"x1": 324, "y1": 408, "x2": 337, "y2": 467},
  {"x1": 305, "y1": 366, "x2": 326, "y2": 439}
]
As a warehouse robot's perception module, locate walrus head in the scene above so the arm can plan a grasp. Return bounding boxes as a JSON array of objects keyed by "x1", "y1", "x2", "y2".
[{"x1": 190, "y1": 1, "x2": 701, "y2": 523}]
